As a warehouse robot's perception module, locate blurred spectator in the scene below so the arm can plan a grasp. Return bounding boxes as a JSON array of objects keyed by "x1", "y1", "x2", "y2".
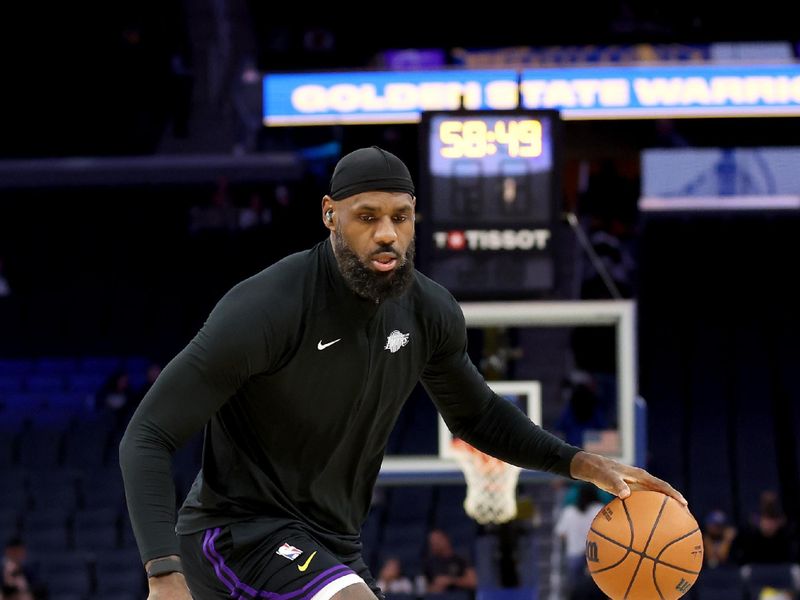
[
  {"x1": 189, "y1": 177, "x2": 238, "y2": 234},
  {"x1": 238, "y1": 193, "x2": 272, "y2": 230},
  {"x1": 134, "y1": 362, "x2": 162, "y2": 404},
  {"x1": 232, "y1": 58, "x2": 263, "y2": 155},
  {"x1": 702, "y1": 509, "x2": 737, "y2": 569},
  {"x1": 0, "y1": 258, "x2": 10, "y2": 298},
  {"x1": 2, "y1": 538, "x2": 35, "y2": 600},
  {"x1": 555, "y1": 484, "x2": 604, "y2": 580},
  {"x1": 376, "y1": 557, "x2": 417, "y2": 595},
  {"x1": 556, "y1": 372, "x2": 607, "y2": 448},
  {"x1": 96, "y1": 370, "x2": 135, "y2": 427},
  {"x1": 733, "y1": 492, "x2": 797, "y2": 565},
  {"x1": 423, "y1": 529, "x2": 477, "y2": 594}
]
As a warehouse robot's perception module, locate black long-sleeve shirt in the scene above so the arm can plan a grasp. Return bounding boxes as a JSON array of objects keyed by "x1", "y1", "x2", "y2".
[{"x1": 120, "y1": 239, "x2": 580, "y2": 563}]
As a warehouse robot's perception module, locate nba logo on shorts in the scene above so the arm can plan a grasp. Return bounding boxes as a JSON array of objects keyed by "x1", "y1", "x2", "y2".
[{"x1": 276, "y1": 543, "x2": 303, "y2": 560}]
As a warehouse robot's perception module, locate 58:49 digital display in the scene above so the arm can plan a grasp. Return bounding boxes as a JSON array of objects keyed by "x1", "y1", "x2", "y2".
[{"x1": 438, "y1": 119, "x2": 543, "y2": 159}]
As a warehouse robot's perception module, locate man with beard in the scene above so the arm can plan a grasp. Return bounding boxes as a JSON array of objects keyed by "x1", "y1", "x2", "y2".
[{"x1": 120, "y1": 147, "x2": 686, "y2": 600}]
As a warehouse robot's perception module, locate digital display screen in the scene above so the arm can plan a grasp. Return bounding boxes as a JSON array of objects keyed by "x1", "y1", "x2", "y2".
[
  {"x1": 428, "y1": 115, "x2": 553, "y2": 175},
  {"x1": 419, "y1": 110, "x2": 562, "y2": 299}
]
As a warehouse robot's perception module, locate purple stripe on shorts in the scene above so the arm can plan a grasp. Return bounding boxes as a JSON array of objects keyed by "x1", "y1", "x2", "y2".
[
  {"x1": 259, "y1": 567, "x2": 353, "y2": 600},
  {"x1": 200, "y1": 527, "x2": 356, "y2": 600},
  {"x1": 202, "y1": 529, "x2": 236, "y2": 593}
]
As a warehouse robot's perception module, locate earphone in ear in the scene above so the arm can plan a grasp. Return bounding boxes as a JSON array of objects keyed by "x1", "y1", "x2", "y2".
[{"x1": 325, "y1": 209, "x2": 334, "y2": 223}]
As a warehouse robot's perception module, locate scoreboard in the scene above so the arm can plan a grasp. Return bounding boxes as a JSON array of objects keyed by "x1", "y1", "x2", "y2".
[{"x1": 419, "y1": 109, "x2": 562, "y2": 299}]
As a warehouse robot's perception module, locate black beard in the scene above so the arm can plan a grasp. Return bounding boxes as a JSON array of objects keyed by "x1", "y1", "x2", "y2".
[{"x1": 333, "y1": 232, "x2": 415, "y2": 304}]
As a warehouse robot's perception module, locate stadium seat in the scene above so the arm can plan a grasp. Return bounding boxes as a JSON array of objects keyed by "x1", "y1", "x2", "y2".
[
  {"x1": 95, "y1": 567, "x2": 146, "y2": 596},
  {"x1": 43, "y1": 571, "x2": 92, "y2": 598},
  {"x1": 74, "y1": 524, "x2": 120, "y2": 550},
  {"x1": 35, "y1": 357, "x2": 79, "y2": 375},
  {"x1": 82, "y1": 468, "x2": 126, "y2": 510},
  {"x1": 694, "y1": 565, "x2": 745, "y2": 600},
  {"x1": 0, "y1": 359, "x2": 35, "y2": 376},
  {"x1": 25, "y1": 527, "x2": 70, "y2": 553},
  {"x1": 79, "y1": 356, "x2": 122, "y2": 374},
  {"x1": 28, "y1": 468, "x2": 79, "y2": 512},
  {"x1": 92, "y1": 594, "x2": 138, "y2": 600},
  {"x1": 18, "y1": 427, "x2": 65, "y2": 468},
  {"x1": 67, "y1": 372, "x2": 108, "y2": 394},
  {"x1": 64, "y1": 419, "x2": 113, "y2": 467},
  {"x1": 0, "y1": 487, "x2": 28, "y2": 512},
  {"x1": 425, "y1": 590, "x2": 473, "y2": 600},
  {"x1": 0, "y1": 374, "x2": 23, "y2": 393},
  {"x1": 25, "y1": 373, "x2": 65, "y2": 393},
  {"x1": 743, "y1": 563, "x2": 797, "y2": 595},
  {"x1": 386, "y1": 486, "x2": 434, "y2": 522},
  {"x1": 0, "y1": 432, "x2": 15, "y2": 468}
]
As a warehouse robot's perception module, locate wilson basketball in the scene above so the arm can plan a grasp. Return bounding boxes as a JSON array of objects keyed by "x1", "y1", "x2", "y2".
[{"x1": 585, "y1": 490, "x2": 703, "y2": 600}]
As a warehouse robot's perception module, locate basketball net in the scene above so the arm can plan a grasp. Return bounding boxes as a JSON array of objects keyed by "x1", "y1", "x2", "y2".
[{"x1": 451, "y1": 438, "x2": 521, "y2": 525}]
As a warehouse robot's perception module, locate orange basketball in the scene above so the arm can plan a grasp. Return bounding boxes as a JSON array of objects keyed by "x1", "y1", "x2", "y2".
[{"x1": 585, "y1": 490, "x2": 703, "y2": 600}]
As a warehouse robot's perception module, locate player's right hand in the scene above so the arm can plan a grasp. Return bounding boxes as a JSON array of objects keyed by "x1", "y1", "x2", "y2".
[
  {"x1": 570, "y1": 450, "x2": 688, "y2": 507},
  {"x1": 147, "y1": 572, "x2": 193, "y2": 600}
]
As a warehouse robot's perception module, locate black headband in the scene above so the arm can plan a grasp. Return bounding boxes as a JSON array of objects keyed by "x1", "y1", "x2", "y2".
[{"x1": 329, "y1": 146, "x2": 415, "y2": 201}]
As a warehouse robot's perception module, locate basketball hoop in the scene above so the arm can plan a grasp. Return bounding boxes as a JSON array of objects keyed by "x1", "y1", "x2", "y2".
[{"x1": 450, "y1": 438, "x2": 521, "y2": 524}]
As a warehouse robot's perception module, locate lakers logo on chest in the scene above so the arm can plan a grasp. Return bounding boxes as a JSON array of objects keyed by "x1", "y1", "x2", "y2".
[{"x1": 384, "y1": 330, "x2": 410, "y2": 353}]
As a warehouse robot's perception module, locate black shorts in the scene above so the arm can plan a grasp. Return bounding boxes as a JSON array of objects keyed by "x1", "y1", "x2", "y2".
[{"x1": 178, "y1": 521, "x2": 382, "y2": 600}]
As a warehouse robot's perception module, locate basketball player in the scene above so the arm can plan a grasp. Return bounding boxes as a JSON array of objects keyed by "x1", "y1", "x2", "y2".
[{"x1": 120, "y1": 147, "x2": 686, "y2": 600}]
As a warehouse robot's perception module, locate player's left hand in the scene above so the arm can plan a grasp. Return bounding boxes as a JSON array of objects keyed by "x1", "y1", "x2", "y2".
[{"x1": 570, "y1": 450, "x2": 687, "y2": 506}]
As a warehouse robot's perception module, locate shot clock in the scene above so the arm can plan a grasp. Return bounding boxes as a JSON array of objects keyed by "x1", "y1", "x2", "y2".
[{"x1": 419, "y1": 109, "x2": 562, "y2": 299}]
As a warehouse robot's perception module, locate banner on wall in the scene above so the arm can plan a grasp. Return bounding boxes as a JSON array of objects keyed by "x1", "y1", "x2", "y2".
[{"x1": 264, "y1": 63, "x2": 800, "y2": 125}]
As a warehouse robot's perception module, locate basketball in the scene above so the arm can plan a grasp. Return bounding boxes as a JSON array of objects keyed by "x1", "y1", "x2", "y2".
[{"x1": 585, "y1": 491, "x2": 703, "y2": 600}]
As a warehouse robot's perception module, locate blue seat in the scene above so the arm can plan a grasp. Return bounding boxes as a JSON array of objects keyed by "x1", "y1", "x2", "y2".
[
  {"x1": 386, "y1": 594, "x2": 416, "y2": 600},
  {"x1": 22, "y1": 507, "x2": 71, "y2": 533},
  {"x1": 35, "y1": 357, "x2": 79, "y2": 375},
  {"x1": 124, "y1": 356, "x2": 151, "y2": 374},
  {"x1": 0, "y1": 359, "x2": 34, "y2": 376},
  {"x1": 74, "y1": 507, "x2": 119, "y2": 530},
  {"x1": 425, "y1": 591, "x2": 473, "y2": 600},
  {"x1": 18, "y1": 428, "x2": 64, "y2": 468},
  {"x1": 29, "y1": 407, "x2": 76, "y2": 429},
  {"x1": 66, "y1": 372, "x2": 107, "y2": 394},
  {"x1": 474, "y1": 535, "x2": 500, "y2": 588},
  {"x1": 743, "y1": 563, "x2": 796, "y2": 590},
  {"x1": 74, "y1": 524, "x2": 120, "y2": 550},
  {"x1": 0, "y1": 507, "x2": 20, "y2": 539},
  {"x1": 93, "y1": 594, "x2": 138, "y2": 600},
  {"x1": 4, "y1": 392, "x2": 48, "y2": 411},
  {"x1": 44, "y1": 571, "x2": 92, "y2": 598},
  {"x1": 93, "y1": 547, "x2": 143, "y2": 574},
  {"x1": 0, "y1": 374, "x2": 23, "y2": 393},
  {"x1": 64, "y1": 419, "x2": 112, "y2": 467},
  {"x1": 25, "y1": 374, "x2": 65, "y2": 393},
  {"x1": 0, "y1": 487, "x2": 29, "y2": 511},
  {"x1": 694, "y1": 566, "x2": 745, "y2": 600},
  {"x1": 25, "y1": 527, "x2": 70, "y2": 552},
  {"x1": 79, "y1": 356, "x2": 122, "y2": 374},
  {"x1": 387, "y1": 486, "x2": 434, "y2": 522},
  {"x1": 47, "y1": 594, "x2": 85, "y2": 600},
  {"x1": 96, "y1": 567, "x2": 146, "y2": 595},
  {"x1": 47, "y1": 391, "x2": 91, "y2": 411},
  {"x1": 0, "y1": 433, "x2": 16, "y2": 467},
  {"x1": 82, "y1": 468, "x2": 126, "y2": 509}
]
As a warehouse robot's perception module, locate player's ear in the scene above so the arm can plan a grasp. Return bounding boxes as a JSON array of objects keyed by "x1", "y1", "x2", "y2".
[{"x1": 322, "y1": 195, "x2": 336, "y2": 231}]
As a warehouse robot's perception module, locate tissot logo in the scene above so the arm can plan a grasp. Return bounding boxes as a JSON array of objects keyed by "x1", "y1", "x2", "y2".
[{"x1": 434, "y1": 229, "x2": 551, "y2": 251}]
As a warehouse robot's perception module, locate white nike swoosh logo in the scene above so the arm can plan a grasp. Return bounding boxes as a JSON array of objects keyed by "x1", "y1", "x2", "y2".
[{"x1": 317, "y1": 338, "x2": 341, "y2": 350}]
